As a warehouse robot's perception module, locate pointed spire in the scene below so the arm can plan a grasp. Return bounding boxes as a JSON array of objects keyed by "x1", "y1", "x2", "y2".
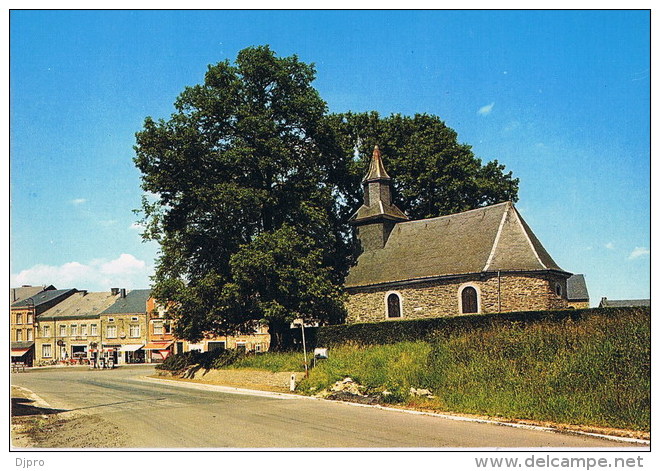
[{"x1": 363, "y1": 145, "x2": 391, "y2": 182}]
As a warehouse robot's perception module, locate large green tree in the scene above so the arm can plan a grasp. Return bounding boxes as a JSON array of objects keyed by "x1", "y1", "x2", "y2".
[
  {"x1": 134, "y1": 46, "x2": 519, "y2": 347},
  {"x1": 134, "y1": 46, "x2": 350, "y2": 346},
  {"x1": 326, "y1": 111, "x2": 519, "y2": 222}
]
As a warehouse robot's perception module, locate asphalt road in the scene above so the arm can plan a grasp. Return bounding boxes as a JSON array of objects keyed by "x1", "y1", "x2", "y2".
[{"x1": 10, "y1": 366, "x2": 643, "y2": 449}]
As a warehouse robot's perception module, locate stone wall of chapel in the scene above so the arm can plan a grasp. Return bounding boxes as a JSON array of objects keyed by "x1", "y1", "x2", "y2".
[{"x1": 345, "y1": 273, "x2": 569, "y2": 324}]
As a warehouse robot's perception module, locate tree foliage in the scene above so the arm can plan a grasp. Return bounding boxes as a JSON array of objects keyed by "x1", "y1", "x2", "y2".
[
  {"x1": 326, "y1": 111, "x2": 519, "y2": 221},
  {"x1": 134, "y1": 46, "x2": 349, "y2": 344},
  {"x1": 134, "y1": 46, "x2": 519, "y2": 346}
]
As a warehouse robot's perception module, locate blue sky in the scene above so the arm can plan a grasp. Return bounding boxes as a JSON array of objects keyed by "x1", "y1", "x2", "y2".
[{"x1": 9, "y1": 10, "x2": 650, "y2": 304}]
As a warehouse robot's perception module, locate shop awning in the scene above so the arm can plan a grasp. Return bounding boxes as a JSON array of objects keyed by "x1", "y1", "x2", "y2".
[
  {"x1": 119, "y1": 344, "x2": 144, "y2": 352},
  {"x1": 11, "y1": 349, "x2": 30, "y2": 357},
  {"x1": 144, "y1": 341, "x2": 173, "y2": 350}
]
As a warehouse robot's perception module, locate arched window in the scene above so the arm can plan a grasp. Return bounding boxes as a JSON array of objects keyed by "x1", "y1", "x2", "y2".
[
  {"x1": 555, "y1": 283, "x2": 563, "y2": 297},
  {"x1": 461, "y1": 286, "x2": 479, "y2": 314},
  {"x1": 386, "y1": 293, "x2": 402, "y2": 318}
]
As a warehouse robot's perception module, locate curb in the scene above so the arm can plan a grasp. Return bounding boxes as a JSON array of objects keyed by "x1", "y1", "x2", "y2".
[{"x1": 140, "y1": 375, "x2": 650, "y2": 446}]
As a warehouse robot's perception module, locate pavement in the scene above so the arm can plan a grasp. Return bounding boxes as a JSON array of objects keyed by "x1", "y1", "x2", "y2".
[
  {"x1": 11, "y1": 365, "x2": 649, "y2": 448},
  {"x1": 142, "y1": 374, "x2": 651, "y2": 446}
]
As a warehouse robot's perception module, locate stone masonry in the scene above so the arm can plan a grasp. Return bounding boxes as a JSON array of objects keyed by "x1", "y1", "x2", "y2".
[{"x1": 345, "y1": 273, "x2": 569, "y2": 323}]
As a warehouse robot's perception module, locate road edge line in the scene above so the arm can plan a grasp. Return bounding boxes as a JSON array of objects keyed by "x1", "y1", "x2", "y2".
[{"x1": 140, "y1": 375, "x2": 649, "y2": 446}]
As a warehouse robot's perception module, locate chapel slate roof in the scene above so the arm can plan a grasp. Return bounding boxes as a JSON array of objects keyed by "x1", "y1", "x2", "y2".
[
  {"x1": 345, "y1": 201, "x2": 566, "y2": 288},
  {"x1": 566, "y1": 274, "x2": 589, "y2": 301},
  {"x1": 101, "y1": 289, "x2": 151, "y2": 315},
  {"x1": 38, "y1": 291, "x2": 120, "y2": 321}
]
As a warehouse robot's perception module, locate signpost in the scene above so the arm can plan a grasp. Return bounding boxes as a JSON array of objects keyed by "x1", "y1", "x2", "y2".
[{"x1": 292, "y1": 319, "x2": 308, "y2": 377}]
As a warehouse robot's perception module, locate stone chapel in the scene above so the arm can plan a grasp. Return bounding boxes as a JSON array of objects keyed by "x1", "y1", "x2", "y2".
[{"x1": 344, "y1": 146, "x2": 573, "y2": 323}]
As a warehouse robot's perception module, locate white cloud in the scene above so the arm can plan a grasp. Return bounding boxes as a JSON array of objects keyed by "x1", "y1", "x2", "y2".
[
  {"x1": 628, "y1": 247, "x2": 650, "y2": 260},
  {"x1": 604, "y1": 242, "x2": 615, "y2": 250},
  {"x1": 129, "y1": 222, "x2": 145, "y2": 231},
  {"x1": 71, "y1": 198, "x2": 87, "y2": 205},
  {"x1": 100, "y1": 253, "x2": 146, "y2": 275},
  {"x1": 10, "y1": 254, "x2": 152, "y2": 291},
  {"x1": 478, "y1": 102, "x2": 495, "y2": 116}
]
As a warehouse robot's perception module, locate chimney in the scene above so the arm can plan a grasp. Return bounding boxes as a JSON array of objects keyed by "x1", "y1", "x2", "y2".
[
  {"x1": 111, "y1": 288, "x2": 119, "y2": 296},
  {"x1": 120, "y1": 289, "x2": 127, "y2": 298}
]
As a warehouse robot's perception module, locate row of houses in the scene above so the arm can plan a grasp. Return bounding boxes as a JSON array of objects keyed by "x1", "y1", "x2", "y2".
[{"x1": 10, "y1": 285, "x2": 270, "y2": 367}]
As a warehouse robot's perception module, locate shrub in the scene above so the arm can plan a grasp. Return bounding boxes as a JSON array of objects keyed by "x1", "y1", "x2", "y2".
[{"x1": 156, "y1": 348, "x2": 244, "y2": 372}]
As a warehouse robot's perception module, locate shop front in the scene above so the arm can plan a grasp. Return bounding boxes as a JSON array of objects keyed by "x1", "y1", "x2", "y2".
[
  {"x1": 119, "y1": 344, "x2": 145, "y2": 364},
  {"x1": 11, "y1": 341, "x2": 34, "y2": 367},
  {"x1": 70, "y1": 344, "x2": 89, "y2": 365},
  {"x1": 144, "y1": 341, "x2": 173, "y2": 363}
]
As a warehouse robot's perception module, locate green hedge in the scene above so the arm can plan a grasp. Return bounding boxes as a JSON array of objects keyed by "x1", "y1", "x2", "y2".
[{"x1": 315, "y1": 307, "x2": 649, "y2": 347}]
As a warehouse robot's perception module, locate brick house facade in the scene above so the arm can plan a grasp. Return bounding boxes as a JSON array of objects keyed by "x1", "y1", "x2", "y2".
[{"x1": 345, "y1": 147, "x2": 573, "y2": 323}]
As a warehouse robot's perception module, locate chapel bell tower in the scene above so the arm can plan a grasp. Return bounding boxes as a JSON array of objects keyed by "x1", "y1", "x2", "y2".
[{"x1": 349, "y1": 146, "x2": 408, "y2": 251}]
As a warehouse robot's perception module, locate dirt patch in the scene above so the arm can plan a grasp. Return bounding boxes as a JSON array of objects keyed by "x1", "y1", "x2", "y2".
[
  {"x1": 154, "y1": 368, "x2": 298, "y2": 393},
  {"x1": 11, "y1": 385, "x2": 125, "y2": 449},
  {"x1": 12, "y1": 412, "x2": 125, "y2": 448}
]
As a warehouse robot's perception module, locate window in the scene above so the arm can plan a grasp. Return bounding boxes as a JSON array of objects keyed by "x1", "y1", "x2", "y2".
[
  {"x1": 106, "y1": 325, "x2": 117, "y2": 338},
  {"x1": 153, "y1": 321, "x2": 163, "y2": 335},
  {"x1": 555, "y1": 283, "x2": 563, "y2": 297},
  {"x1": 81, "y1": 324, "x2": 88, "y2": 336},
  {"x1": 15, "y1": 313, "x2": 22, "y2": 324},
  {"x1": 386, "y1": 292, "x2": 402, "y2": 318},
  {"x1": 131, "y1": 316, "x2": 139, "y2": 322},
  {"x1": 164, "y1": 323, "x2": 171, "y2": 334},
  {"x1": 16, "y1": 329, "x2": 23, "y2": 341},
  {"x1": 59, "y1": 325, "x2": 67, "y2": 337},
  {"x1": 90, "y1": 324, "x2": 98, "y2": 336},
  {"x1": 42, "y1": 344, "x2": 52, "y2": 358},
  {"x1": 71, "y1": 325, "x2": 78, "y2": 336},
  {"x1": 461, "y1": 286, "x2": 479, "y2": 314},
  {"x1": 107, "y1": 317, "x2": 114, "y2": 323},
  {"x1": 27, "y1": 329, "x2": 33, "y2": 341},
  {"x1": 208, "y1": 341, "x2": 226, "y2": 352},
  {"x1": 27, "y1": 313, "x2": 33, "y2": 324},
  {"x1": 129, "y1": 325, "x2": 140, "y2": 338},
  {"x1": 43, "y1": 325, "x2": 51, "y2": 337}
]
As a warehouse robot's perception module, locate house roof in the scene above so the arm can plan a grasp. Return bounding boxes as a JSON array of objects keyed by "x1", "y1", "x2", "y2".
[
  {"x1": 599, "y1": 298, "x2": 650, "y2": 308},
  {"x1": 11, "y1": 289, "x2": 78, "y2": 308},
  {"x1": 567, "y1": 274, "x2": 589, "y2": 301},
  {"x1": 101, "y1": 289, "x2": 151, "y2": 315},
  {"x1": 345, "y1": 201, "x2": 567, "y2": 288},
  {"x1": 9, "y1": 285, "x2": 56, "y2": 304},
  {"x1": 38, "y1": 291, "x2": 120, "y2": 321}
]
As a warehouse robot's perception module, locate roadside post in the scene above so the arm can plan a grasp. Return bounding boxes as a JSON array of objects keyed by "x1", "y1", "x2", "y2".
[{"x1": 291, "y1": 319, "x2": 309, "y2": 378}]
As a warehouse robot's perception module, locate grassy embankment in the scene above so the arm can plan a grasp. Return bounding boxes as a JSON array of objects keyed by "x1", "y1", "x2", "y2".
[{"x1": 227, "y1": 310, "x2": 650, "y2": 431}]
